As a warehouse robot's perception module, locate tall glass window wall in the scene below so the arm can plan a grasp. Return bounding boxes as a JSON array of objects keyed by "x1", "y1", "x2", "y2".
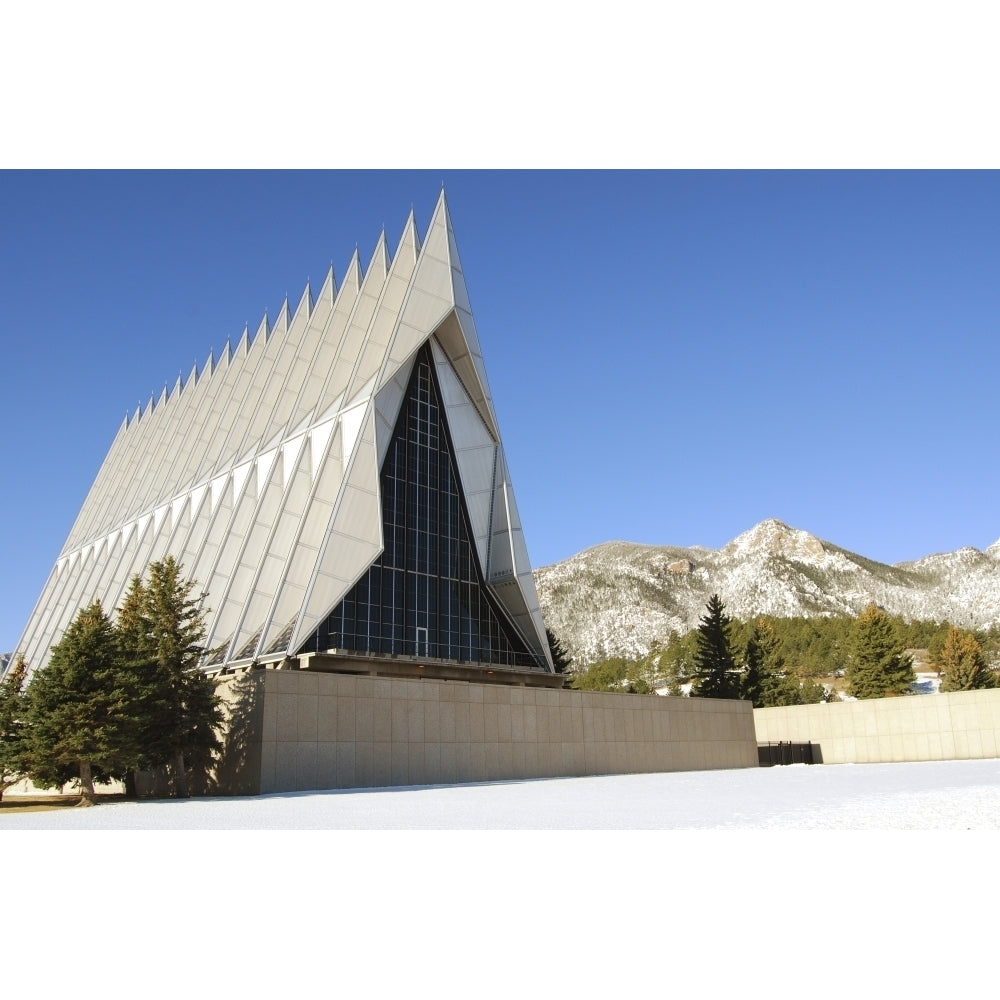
[{"x1": 308, "y1": 345, "x2": 545, "y2": 671}]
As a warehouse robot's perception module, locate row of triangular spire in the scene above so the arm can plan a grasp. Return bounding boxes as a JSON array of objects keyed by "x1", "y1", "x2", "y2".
[
  {"x1": 123, "y1": 210, "x2": 423, "y2": 429},
  {"x1": 125, "y1": 277, "x2": 313, "y2": 428}
]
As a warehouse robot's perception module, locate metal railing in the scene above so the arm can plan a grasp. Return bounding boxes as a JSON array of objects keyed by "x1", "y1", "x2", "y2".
[{"x1": 758, "y1": 741, "x2": 815, "y2": 766}]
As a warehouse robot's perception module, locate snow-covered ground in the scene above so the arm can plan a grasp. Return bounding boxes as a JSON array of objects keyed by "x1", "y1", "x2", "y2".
[
  {"x1": 7, "y1": 759, "x2": 997, "y2": 997},
  {"x1": 4, "y1": 756, "x2": 999, "y2": 829}
]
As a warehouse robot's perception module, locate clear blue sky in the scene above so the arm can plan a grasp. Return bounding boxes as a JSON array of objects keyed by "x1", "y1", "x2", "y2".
[{"x1": 2, "y1": 170, "x2": 999, "y2": 651}]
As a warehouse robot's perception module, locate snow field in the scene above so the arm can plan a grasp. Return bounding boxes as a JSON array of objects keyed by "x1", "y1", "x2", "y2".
[
  {"x1": 6, "y1": 757, "x2": 997, "y2": 999},
  {"x1": 4, "y1": 755, "x2": 999, "y2": 829}
]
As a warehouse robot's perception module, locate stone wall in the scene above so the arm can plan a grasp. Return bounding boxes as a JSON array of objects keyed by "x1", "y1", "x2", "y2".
[
  {"x1": 754, "y1": 688, "x2": 1000, "y2": 764},
  {"x1": 214, "y1": 669, "x2": 758, "y2": 795}
]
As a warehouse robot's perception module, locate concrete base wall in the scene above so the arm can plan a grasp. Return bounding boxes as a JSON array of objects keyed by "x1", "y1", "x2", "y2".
[
  {"x1": 754, "y1": 688, "x2": 1000, "y2": 764},
  {"x1": 212, "y1": 669, "x2": 758, "y2": 795}
]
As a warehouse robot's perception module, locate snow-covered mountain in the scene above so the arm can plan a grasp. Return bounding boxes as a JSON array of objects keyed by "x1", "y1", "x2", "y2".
[{"x1": 534, "y1": 519, "x2": 1000, "y2": 666}]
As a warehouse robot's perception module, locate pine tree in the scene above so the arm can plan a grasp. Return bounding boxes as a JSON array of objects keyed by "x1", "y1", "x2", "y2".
[
  {"x1": 0, "y1": 656, "x2": 29, "y2": 800},
  {"x1": 631, "y1": 647, "x2": 659, "y2": 694},
  {"x1": 116, "y1": 557, "x2": 223, "y2": 797},
  {"x1": 938, "y1": 626, "x2": 997, "y2": 692},
  {"x1": 23, "y1": 601, "x2": 136, "y2": 804},
  {"x1": 741, "y1": 617, "x2": 802, "y2": 707},
  {"x1": 847, "y1": 604, "x2": 915, "y2": 699},
  {"x1": 117, "y1": 573, "x2": 173, "y2": 779},
  {"x1": 799, "y1": 677, "x2": 828, "y2": 703},
  {"x1": 546, "y1": 628, "x2": 573, "y2": 674},
  {"x1": 663, "y1": 629, "x2": 696, "y2": 696},
  {"x1": 693, "y1": 594, "x2": 739, "y2": 699},
  {"x1": 740, "y1": 618, "x2": 795, "y2": 708},
  {"x1": 741, "y1": 620, "x2": 767, "y2": 705}
]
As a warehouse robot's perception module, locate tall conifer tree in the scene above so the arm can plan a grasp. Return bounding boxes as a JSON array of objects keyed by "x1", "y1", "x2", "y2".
[
  {"x1": 546, "y1": 628, "x2": 573, "y2": 674},
  {"x1": 23, "y1": 602, "x2": 135, "y2": 804},
  {"x1": 741, "y1": 621, "x2": 767, "y2": 706},
  {"x1": 116, "y1": 557, "x2": 223, "y2": 797},
  {"x1": 693, "y1": 594, "x2": 739, "y2": 699},
  {"x1": 741, "y1": 618, "x2": 803, "y2": 707},
  {"x1": 938, "y1": 626, "x2": 996, "y2": 692},
  {"x1": 847, "y1": 604, "x2": 914, "y2": 699}
]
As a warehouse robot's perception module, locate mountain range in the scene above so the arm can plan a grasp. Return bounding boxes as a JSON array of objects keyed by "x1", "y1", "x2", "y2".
[{"x1": 533, "y1": 519, "x2": 1000, "y2": 667}]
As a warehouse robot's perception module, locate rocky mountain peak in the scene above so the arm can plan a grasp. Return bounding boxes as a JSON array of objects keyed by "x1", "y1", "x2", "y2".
[{"x1": 723, "y1": 518, "x2": 827, "y2": 563}]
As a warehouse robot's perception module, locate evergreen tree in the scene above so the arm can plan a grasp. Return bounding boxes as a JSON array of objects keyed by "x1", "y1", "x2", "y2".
[
  {"x1": 693, "y1": 594, "x2": 739, "y2": 699},
  {"x1": 23, "y1": 602, "x2": 135, "y2": 804},
  {"x1": 928, "y1": 626, "x2": 949, "y2": 675},
  {"x1": 546, "y1": 627, "x2": 573, "y2": 674},
  {"x1": 0, "y1": 656, "x2": 29, "y2": 800},
  {"x1": 631, "y1": 646, "x2": 660, "y2": 694},
  {"x1": 798, "y1": 677, "x2": 828, "y2": 703},
  {"x1": 847, "y1": 604, "x2": 915, "y2": 699},
  {"x1": 740, "y1": 620, "x2": 767, "y2": 705},
  {"x1": 741, "y1": 618, "x2": 802, "y2": 707},
  {"x1": 662, "y1": 629, "x2": 701, "y2": 695},
  {"x1": 662, "y1": 630, "x2": 688, "y2": 696},
  {"x1": 116, "y1": 557, "x2": 223, "y2": 797},
  {"x1": 938, "y1": 626, "x2": 997, "y2": 692},
  {"x1": 116, "y1": 572, "x2": 174, "y2": 788}
]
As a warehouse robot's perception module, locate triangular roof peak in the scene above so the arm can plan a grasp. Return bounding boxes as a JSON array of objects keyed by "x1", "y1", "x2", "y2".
[
  {"x1": 392, "y1": 210, "x2": 421, "y2": 269},
  {"x1": 318, "y1": 265, "x2": 336, "y2": 305},
  {"x1": 418, "y1": 187, "x2": 462, "y2": 277},
  {"x1": 425, "y1": 187, "x2": 449, "y2": 240},
  {"x1": 248, "y1": 317, "x2": 264, "y2": 352},
  {"x1": 339, "y1": 249, "x2": 362, "y2": 298},
  {"x1": 433, "y1": 187, "x2": 467, "y2": 281},
  {"x1": 293, "y1": 281, "x2": 313, "y2": 324},
  {"x1": 365, "y1": 229, "x2": 390, "y2": 281}
]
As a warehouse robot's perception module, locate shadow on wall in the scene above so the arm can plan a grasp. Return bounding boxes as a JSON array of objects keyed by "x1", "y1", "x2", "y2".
[
  {"x1": 203, "y1": 671, "x2": 264, "y2": 796},
  {"x1": 134, "y1": 671, "x2": 264, "y2": 797}
]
